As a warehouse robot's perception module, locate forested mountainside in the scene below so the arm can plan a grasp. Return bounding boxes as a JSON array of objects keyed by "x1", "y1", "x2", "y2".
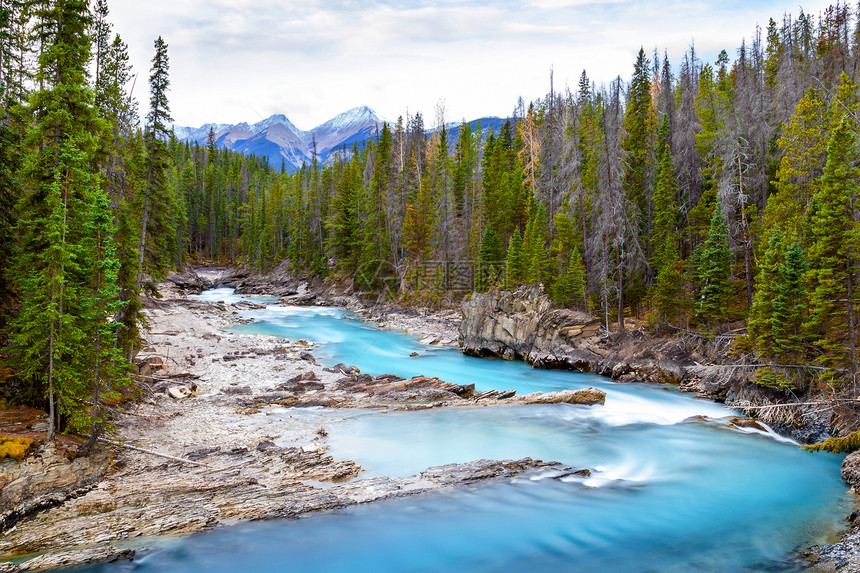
[{"x1": 1, "y1": 0, "x2": 860, "y2": 443}]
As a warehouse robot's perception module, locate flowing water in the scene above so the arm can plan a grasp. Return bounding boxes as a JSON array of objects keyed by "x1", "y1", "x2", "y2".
[{"x1": 75, "y1": 289, "x2": 852, "y2": 572}]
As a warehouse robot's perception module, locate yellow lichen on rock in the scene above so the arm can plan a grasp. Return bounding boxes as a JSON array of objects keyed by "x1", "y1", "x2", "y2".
[{"x1": 0, "y1": 436, "x2": 34, "y2": 461}]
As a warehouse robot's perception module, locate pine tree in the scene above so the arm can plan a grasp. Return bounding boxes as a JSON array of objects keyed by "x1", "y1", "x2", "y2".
[
  {"x1": 114, "y1": 131, "x2": 146, "y2": 357},
  {"x1": 476, "y1": 227, "x2": 502, "y2": 292},
  {"x1": 366, "y1": 123, "x2": 392, "y2": 269},
  {"x1": 554, "y1": 246, "x2": 586, "y2": 309},
  {"x1": 505, "y1": 228, "x2": 523, "y2": 289},
  {"x1": 82, "y1": 188, "x2": 131, "y2": 444},
  {"x1": 401, "y1": 147, "x2": 436, "y2": 265},
  {"x1": 11, "y1": 0, "x2": 105, "y2": 438},
  {"x1": 0, "y1": 0, "x2": 26, "y2": 308},
  {"x1": 651, "y1": 114, "x2": 679, "y2": 273},
  {"x1": 522, "y1": 201, "x2": 549, "y2": 284},
  {"x1": 694, "y1": 202, "x2": 733, "y2": 330},
  {"x1": 138, "y1": 36, "x2": 175, "y2": 290},
  {"x1": 764, "y1": 89, "x2": 826, "y2": 241},
  {"x1": 690, "y1": 63, "x2": 728, "y2": 246},
  {"x1": 651, "y1": 241, "x2": 685, "y2": 328},
  {"x1": 772, "y1": 240, "x2": 808, "y2": 358},
  {"x1": 749, "y1": 230, "x2": 784, "y2": 353},
  {"x1": 804, "y1": 116, "x2": 859, "y2": 372},
  {"x1": 326, "y1": 149, "x2": 363, "y2": 273},
  {"x1": 621, "y1": 48, "x2": 654, "y2": 263}
]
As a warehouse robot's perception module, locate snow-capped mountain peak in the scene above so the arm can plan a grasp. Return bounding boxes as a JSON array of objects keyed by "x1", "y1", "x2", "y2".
[
  {"x1": 251, "y1": 114, "x2": 304, "y2": 136},
  {"x1": 173, "y1": 106, "x2": 385, "y2": 172}
]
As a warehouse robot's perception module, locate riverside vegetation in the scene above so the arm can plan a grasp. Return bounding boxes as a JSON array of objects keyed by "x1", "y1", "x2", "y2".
[
  {"x1": 2, "y1": 0, "x2": 860, "y2": 568},
  {"x1": 3, "y1": 0, "x2": 860, "y2": 446}
]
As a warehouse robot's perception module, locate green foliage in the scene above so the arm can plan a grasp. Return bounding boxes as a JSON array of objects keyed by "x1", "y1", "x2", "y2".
[
  {"x1": 476, "y1": 227, "x2": 503, "y2": 292},
  {"x1": 139, "y1": 35, "x2": 177, "y2": 285},
  {"x1": 803, "y1": 116, "x2": 859, "y2": 368},
  {"x1": 504, "y1": 228, "x2": 523, "y2": 289},
  {"x1": 326, "y1": 150, "x2": 364, "y2": 273},
  {"x1": 693, "y1": 202, "x2": 733, "y2": 329},
  {"x1": 10, "y1": 0, "x2": 108, "y2": 438},
  {"x1": 764, "y1": 89, "x2": 825, "y2": 241},
  {"x1": 651, "y1": 114, "x2": 678, "y2": 273},
  {"x1": 522, "y1": 202, "x2": 549, "y2": 284},
  {"x1": 750, "y1": 231, "x2": 810, "y2": 360},
  {"x1": 802, "y1": 431, "x2": 860, "y2": 454},
  {"x1": 621, "y1": 48, "x2": 654, "y2": 239},
  {"x1": 750, "y1": 367, "x2": 799, "y2": 390},
  {"x1": 691, "y1": 62, "x2": 730, "y2": 247},
  {"x1": 552, "y1": 246, "x2": 586, "y2": 309},
  {"x1": 7, "y1": 0, "x2": 860, "y2": 437},
  {"x1": 652, "y1": 238, "x2": 685, "y2": 327}
]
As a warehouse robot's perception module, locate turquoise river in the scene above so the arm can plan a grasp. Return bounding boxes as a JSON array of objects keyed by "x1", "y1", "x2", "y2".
[{"x1": 74, "y1": 288, "x2": 853, "y2": 572}]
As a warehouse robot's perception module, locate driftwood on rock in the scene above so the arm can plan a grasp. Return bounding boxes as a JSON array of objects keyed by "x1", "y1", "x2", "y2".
[{"x1": 98, "y1": 439, "x2": 213, "y2": 468}]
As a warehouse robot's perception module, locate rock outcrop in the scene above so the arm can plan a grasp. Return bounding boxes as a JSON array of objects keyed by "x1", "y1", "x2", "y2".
[
  {"x1": 460, "y1": 287, "x2": 692, "y2": 385},
  {"x1": 842, "y1": 451, "x2": 860, "y2": 490},
  {"x1": 164, "y1": 269, "x2": 213, "y2": 295},
  {"x1": 514, "y1": 388, "x2": 606, "y2": 406},
  {"x1": 459, "y1": 286, "x2": 836, "y2": 443},
  {"x1": 0, "y1": 444, "x2": 112, "y2": 535},
  {"x1": 0, "y1": 457, "x2": 581, "y2": 572}
]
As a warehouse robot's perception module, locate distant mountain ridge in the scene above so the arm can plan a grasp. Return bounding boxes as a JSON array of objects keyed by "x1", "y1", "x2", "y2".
[
  {"x1": 173, "y1": 107, "x2": 509, "y2": 172},
  {"x1": 173, "y1": 106, "x2": 384, "y2": 172}
]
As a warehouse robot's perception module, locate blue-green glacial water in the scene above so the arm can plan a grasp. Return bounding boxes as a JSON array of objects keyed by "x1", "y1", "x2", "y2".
[{"x1": 77, "y1": 289, "x2": 852, "y2": 572}]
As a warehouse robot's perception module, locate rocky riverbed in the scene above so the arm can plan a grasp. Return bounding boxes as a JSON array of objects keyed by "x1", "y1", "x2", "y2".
[
  {"x1": 457, "y1": 285, "x2": 860, "y2": 571},
  {"x1": 3, "y1": 266, "x2": 859, "y2": 571},
  {"x1": 0, "y1": 272, "x2": 597, "y2": 571},
  {"x1": 458, "y1": 286, "x2": 853, "y2": 444}
]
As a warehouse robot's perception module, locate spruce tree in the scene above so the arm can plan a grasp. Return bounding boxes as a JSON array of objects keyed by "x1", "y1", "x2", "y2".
[
  {"x1": 621, "y1": 47, "x2": 654, "y2": 275},
  {"x1": 11, "y1": 0, "x2": 105, "y2": 437},
  {"x1": 82, "y1": 188, "x2": 131, "y2": 443},
  {"x1": 694, "y1": 202, "x2": 733, "y2": 330},
  {"x1": 763, "y1": 89, "x2": 825, "y2": 242},
  {"x1": 652, "y1": 236, "x2": 685, "y2": 328},
  {"x1": 522, "y1": 202, "x2": 549, "y2": 284},
  {"x1": 804, "y1": 117, "x2": 859, "y2": 371},
  {"x1": 650, "y1": 114, "x2": 679, "y2": 273},
  {"x1": 138, "y1": 36, "x2": 175, "y2": 290},
  {"x1": 326, "y1": 149, "x2": 363, "y2": 273},
  {"x1": 772, "y1": 241, "x2": 808, "y2": 358},
  {"x1": 366, "y1": 123, "x2": 392, "y2": 268},
  {"x1": 476, "y1": 227, "x2": 502, "y2": 292},
  {"x1": 555, "y1": 246, "x2": 586, "y2": 309},
  {"x1": 0, "y1": 0, "x2": 26, "y2": 309},
  {"x1": 690, "y1": 63, "x2": 727, "y2": 246},
  {"x1": 505, "y1": 228, "x2": 523, "y2": 289},
  {"x1": 749, "y1": 230, "x2": 784, "y2": 353}
]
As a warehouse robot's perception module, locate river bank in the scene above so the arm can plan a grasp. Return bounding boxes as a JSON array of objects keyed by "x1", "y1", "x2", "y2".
[
  {"x1": 214, "y1": 264, "x2": 853, "y2": 442},
  {"x1": 1, "y1": 266, "x2": 856, "y2": 571},
  {"x1": 0, "y1": 271, "x2": 595, "y2": 571},
  {"x1": 203, "y1": 265, "x2": 860, "y2": 571}
]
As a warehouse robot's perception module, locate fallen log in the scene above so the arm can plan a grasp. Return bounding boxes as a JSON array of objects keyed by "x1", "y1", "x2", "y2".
[{"x1": 98, "y1": 438, "x2": 213, "y2": 468}]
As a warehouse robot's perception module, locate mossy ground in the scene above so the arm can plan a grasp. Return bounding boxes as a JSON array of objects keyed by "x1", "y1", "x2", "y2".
[{"x1": 0, "y1": 436, "x2": 33, "y2": 460}]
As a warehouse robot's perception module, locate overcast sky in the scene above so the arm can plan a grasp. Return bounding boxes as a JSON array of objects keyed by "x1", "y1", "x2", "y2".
[{"x1": 109, "y1": 0, "x2": 835, "y2": 130}]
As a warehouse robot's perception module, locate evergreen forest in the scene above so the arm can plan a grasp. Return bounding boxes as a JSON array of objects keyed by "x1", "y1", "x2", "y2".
[{"x1": 2, "y1": 0, "x2": 860, "y2": 439}]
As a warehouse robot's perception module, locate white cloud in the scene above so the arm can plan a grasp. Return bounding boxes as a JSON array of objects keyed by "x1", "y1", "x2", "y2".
[{"x1": 108, "y1": 0, "x2": 839, "y2": 129}]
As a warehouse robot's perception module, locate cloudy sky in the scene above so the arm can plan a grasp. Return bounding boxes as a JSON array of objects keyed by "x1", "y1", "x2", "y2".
[{"x1": 109, "y1": 0, "x2": 834, "y2": 130}]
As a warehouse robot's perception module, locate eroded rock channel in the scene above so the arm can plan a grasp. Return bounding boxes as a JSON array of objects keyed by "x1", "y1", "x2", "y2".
[{"x1": 0, "y1": 275, "x2": 597, "y2": 571}]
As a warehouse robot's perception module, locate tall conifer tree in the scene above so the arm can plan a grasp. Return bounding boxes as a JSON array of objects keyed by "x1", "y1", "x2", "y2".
[
  {"x1": 138, "y1": 36, "x2": 174, "y2": 290},
  {"x1": 11, "y1": 0, "x2": 104, "y2": 438}
]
